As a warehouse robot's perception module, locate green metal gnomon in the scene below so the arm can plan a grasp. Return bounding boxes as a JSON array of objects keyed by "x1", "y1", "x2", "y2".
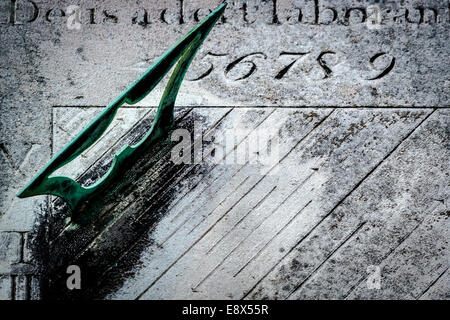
[{"x1": 17, "y1": 3, "x2": 227, "y2": 213}]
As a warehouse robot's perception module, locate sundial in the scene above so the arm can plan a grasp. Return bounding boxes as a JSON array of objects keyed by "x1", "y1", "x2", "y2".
[
  {"x1": 0, "y1": 0, "x2": 448, "y2": 303},
  {"x1": 17, "y1": 3, "x2": 227, "y2": 217}
]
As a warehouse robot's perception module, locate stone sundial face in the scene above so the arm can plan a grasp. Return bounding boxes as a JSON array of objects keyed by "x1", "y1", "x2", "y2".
[{"x1": 0, "y1": 0, "x2": 448, "y2": 301}]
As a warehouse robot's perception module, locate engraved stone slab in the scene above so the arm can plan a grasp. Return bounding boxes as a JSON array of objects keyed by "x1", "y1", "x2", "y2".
[
  {"x1": 1, "y1": 0, "x2": 448, "y2": 108},
  {"x1": 0, "y1": 0, "x2": 449, "y2": 301},
  {"x1": 43, "y1": 107, "x2": 449, "y2": 300}
]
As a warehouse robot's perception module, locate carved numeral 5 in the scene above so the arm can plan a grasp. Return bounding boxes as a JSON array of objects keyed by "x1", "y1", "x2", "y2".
[{"x1": 187, "y1": 52, "x2": 228, "y2": 81}]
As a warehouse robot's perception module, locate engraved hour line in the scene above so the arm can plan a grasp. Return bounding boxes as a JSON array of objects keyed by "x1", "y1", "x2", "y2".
[
  {"x1": 51, "y1": 109, "x2": 196, "y2": 239},
  {"x1": 242, "y1": 109, "x2": 436, "y2": 300},
  {"x1": 193, "y1": 186, "x2": 314, "y2": 290},
  {"x1": 136, "y1": 110, "x2": 336, "y2": 299},
  {"x1": 164, "y1": 109, "x2": 278, "y2": 225}
]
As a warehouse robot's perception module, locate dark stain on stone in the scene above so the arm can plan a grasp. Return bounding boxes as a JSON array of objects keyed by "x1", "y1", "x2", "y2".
[
  {"x1": 439, "y1": 210, "x2": 449, "y2": 217},
  {"x1": 282, "y1": 284, "x2": 290, "y2": 291},
  {"x1": 290, "y1": 258, "x2": 300, "y2": 271},
  {"x1": 41, "y1": 110, "x2": 214, "y2": 299},
  {"x1": 371, "y1": 87, "x2": 378, "y2": 97}
]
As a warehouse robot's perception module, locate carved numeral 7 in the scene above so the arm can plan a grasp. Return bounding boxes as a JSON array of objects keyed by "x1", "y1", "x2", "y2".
[{"x1": 275, "y1": 52, "x2": 309, "y2": 79}]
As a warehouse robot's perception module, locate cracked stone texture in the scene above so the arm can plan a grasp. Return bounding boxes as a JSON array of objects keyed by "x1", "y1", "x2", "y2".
[{"x1": 0, "y1": 0, "x2": 448, "y2": 300}]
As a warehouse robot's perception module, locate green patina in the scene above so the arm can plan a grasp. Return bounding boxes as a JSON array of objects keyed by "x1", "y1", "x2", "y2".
[{"x1": 17, "y1": 3, "x2": 227, "y2": 213}]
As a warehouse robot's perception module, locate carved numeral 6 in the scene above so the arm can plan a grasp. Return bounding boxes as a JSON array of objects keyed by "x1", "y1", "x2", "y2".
[{"x1": 225, "y1": 52, "x2": 267, "y2": 81}]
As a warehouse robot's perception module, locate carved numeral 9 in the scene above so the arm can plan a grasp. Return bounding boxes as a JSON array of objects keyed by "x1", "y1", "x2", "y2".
[{"x1": 367, "y1": 52, "x2": 396, "y2": 80}]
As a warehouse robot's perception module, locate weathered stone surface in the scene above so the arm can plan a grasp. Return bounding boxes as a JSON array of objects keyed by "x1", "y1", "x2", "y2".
[
  {"x1": 0, "y1": 275, "x2": 12, "y2": 300},
  {"x1": 1, "y1": 0, "x2": 449, "y2": 110},
  {"x1": 0, "y1": 232, "x2": 21, "y2": 272},
  {"x1": 249, "y1": 110, "x2": 449, "y2": 300},
  {"x1": 0, "y1": 0, "x2": 448, "y2": 300},
  {"x1": 107, "y1": 108, "x2": 441, "y2": 299},
  {"x1": 419, "y1": 268, "x2": 450, "y2": 300}
]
